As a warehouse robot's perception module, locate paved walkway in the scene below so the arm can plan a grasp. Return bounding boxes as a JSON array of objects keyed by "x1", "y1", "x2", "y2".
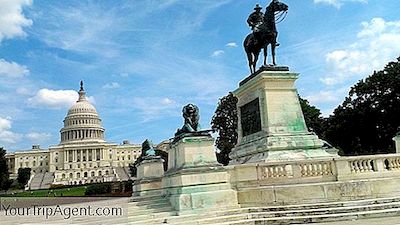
[{"x1": 314, "y1": 217, "x2": 400, "y2": 225}]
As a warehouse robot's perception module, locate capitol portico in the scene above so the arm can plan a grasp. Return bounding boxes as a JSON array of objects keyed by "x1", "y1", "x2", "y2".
[{"x1": 5, "y1": 82, "x2": 142, "y2": 189}]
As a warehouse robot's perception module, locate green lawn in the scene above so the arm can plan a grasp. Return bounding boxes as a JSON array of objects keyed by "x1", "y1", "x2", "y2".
[{"x1": 0, "y1": 186, "x2": 86, "y2": 197}]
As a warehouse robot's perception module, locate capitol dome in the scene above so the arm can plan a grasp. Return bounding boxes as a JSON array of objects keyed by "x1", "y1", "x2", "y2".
[{"x1": 60, "y1": 81, "x2": 105, "y2": 144}]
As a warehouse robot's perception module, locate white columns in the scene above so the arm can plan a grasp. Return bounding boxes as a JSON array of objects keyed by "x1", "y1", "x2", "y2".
[{"x1": 394, "y1": 134, "x2": 400, "y2": 153}]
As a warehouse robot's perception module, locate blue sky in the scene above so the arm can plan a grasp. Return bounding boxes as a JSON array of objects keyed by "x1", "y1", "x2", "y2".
[{"x1": 1, "y1": 0, "x2": 400, "y2": 151}]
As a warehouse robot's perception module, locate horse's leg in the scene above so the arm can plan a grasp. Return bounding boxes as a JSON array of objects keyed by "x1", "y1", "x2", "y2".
[
  {"x1": 246, "y1": 52, "x2": 253, "y2": 73},
  {"x1": 253, "y1": 52, "x2": 259, "y2": 72},
  {"x1": 263, "y1": 46, "x2": 267, "y2": 66},
  {"x1": 272, "y1": 42, "x2": 276, "y2": 66}
]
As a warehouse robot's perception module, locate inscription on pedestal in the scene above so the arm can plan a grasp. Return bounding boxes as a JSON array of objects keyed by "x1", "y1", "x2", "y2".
[{"x1": 240, "y1": 98, "x2": 262, "y2": 137}]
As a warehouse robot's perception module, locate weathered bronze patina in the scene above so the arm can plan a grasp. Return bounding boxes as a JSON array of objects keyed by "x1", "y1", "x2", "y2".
[
  {"x1": 141, "y1": 139, "x2": 156, "y2": 157},
  {"x1": 174, "y1": 104, "x2": 211, "y2": 142},
  {"x1": 240, "y1": 98, "x2": 262, "y2": 137}
]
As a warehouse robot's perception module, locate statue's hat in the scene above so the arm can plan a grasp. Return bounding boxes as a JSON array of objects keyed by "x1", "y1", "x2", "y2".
[{"x1": 254, "y1": 4, "x2": 262, "y2": 10}]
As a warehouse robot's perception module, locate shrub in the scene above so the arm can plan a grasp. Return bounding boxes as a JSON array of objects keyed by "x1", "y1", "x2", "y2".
[{"x1": 85, "y1": 183, "x2": 112, "y2": 196}]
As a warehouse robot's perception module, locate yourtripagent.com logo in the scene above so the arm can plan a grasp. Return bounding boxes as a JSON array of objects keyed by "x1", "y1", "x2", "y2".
[{"x1": 1, "y1": 204, "x2": 123, "y2": 219}]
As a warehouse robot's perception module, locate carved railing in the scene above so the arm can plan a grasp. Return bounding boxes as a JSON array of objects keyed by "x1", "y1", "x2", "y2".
[
  {"x1": 348, "y1": 159, "x2": 375, "y2": 173},
  {"x1": 260, "y1": 164, "x2": 291, "y2": 179},
  {"x1": 384, "y1": 157, "x2": 400, "y2": 171},
  {"x1": 230, "y1": 154, "x2": 400, "y2": 188},
  {"x1": 300, "y1": 161, "x2": 334, "y2": 177}
]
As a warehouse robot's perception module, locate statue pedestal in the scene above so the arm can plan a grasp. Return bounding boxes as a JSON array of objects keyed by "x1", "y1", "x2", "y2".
[
  {"x1": 163, "y1": 135, "x2": 238, "y2": 213},
  {"x1": 394, "y1": 134, "x2": 400, "y2": 153},
  {"x1": 230, "y1": 69, "x2": 338, "y2": 164},
  {"x1": 133, "y1": 156, "x2": 164, "y2": 196}
]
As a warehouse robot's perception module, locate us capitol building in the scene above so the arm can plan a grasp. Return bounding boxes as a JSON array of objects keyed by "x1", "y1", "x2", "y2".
[{"x1": 5, "y1": 82, "x2": 142, "y2": 190}]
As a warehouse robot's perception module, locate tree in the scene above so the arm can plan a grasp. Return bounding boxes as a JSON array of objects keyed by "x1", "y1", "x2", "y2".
[
  {"x1": 0, "y1": 147, "x2": 10, "y2": 190},
  {"x1": 17, "y1": 168, "x2": 31, "y2": 188},
  {"x1": 324, "y1": 57, "x2": 400, "y2": 155},
  {"x1": 211, "y1": 92, "x2": 238, "y2": 165},
  {"x1": 299, "y1": 96, "x2": 326, "y2": 137}
]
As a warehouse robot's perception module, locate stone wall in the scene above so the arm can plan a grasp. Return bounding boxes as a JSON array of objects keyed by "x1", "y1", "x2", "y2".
[{"x1": 228, "y1": 154, "x2": 400, "y2": 206}]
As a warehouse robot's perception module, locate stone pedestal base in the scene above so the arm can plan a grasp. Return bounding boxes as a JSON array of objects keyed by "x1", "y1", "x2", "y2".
[
  {"x1": 133, "y1": 156, "x2": 164, "y2": 197},
  {"x1": 163, "y1": 135, "x2": 239, "y2": 212},
  {"x1": 230, "y1": 69, "x2": 338, "y2": 165},
  {"x1": 230, "y1": 131, "x2": 334, "y2": 164}
]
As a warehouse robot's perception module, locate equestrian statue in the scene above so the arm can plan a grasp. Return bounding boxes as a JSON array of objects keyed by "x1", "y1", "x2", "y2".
[{"x1": 244, "y1": 0, "x2": 288, "y2": 74}]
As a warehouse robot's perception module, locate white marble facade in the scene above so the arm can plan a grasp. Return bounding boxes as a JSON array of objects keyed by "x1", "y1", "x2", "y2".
[{"x1": 5, "y1": 83, "x2": 142, "y2": 186}]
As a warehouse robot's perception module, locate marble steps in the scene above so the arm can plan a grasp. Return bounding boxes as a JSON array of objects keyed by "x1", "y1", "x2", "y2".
[
  {"x1": 29, "y1": 172, "x2": 45, "y2": 190},
  {"x1": 175, "y1": 201, "x2": 400, "y2": 225},
  {"x1": 70, "y1": 196, "x2": 175, "y2": 225},
  {"x1": 69, "y1": 196, "x2": 400, "y2": 225},
  {"x1": 130, "y1": 194, "x2": 167, "y2": 202},
  {"x1": 128, "y1": 200, "x2": 170, "y2": 210},
  {"x1": 115, "y1": 167, "x2": 130, "y2": 181},
  {"x1": 130, "y1": 196, "x2": 167, "y2": 205},
  {"x1": 128, "y1": 205, "x2": 175, "y2": 216},
  {"x1": 245, "y1": 195, "x2": 400, "y2": 211},
  {"x1": 209, "y1": 207, "x2": 400, "y2": 225},
  {"x1": 74, "y1": 211, "x2": 176, "y2": 225},
  {"x1": 125, "y1": 196, "x2": 400, "y2": 225},
  {"x1": 40, "y1": 172, "x2": 55, "y2": 189}
]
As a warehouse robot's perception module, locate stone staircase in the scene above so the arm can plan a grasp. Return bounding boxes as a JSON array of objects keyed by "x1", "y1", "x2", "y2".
[
  {"x1": 10, "y1": 195, "x2": 400, "y2": 225},
  {"x1": 27, "y1": 172, "x2": 55, "y2": 190},
  {"x1": 115, "y1": 166, "x2": 131, "y2": 181},
  {"x1": 67, "y1": 195, "x2": 400, "y2": 225},
  {"x1": 40, "y1": 172, "x2": 55, "y2": 189},
  {"x1": 123, "y1": 166, "x2": 132, "y2": 179},
  {"x1": 71, "y1": 195, "x2": 176, "y2": 225},
  {"x1": 28, "y1": 172, "x2": 45, "y2": 190}
]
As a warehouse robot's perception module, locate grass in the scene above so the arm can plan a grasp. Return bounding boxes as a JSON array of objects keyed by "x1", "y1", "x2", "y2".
[{"x1": 0, "y1": 186, "x2": 86, "y2": 197}]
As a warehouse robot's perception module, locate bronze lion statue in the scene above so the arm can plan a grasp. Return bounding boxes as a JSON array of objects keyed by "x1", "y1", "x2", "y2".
[{"x1": 175, "y1": 103, "x2": 201, "y2": 136}]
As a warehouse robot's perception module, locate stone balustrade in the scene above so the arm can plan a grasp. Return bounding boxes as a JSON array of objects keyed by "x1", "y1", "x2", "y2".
[
  {"x1": 229, "y1": 154, "x2": 400, "y2": 188},
  {"x1": 335, "y1": 154, "x2": 400, "y2": 181}
]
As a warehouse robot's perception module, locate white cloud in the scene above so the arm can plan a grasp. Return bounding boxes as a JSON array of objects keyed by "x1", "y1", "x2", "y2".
[
  {"x1": 131, "y1": 97, "x2": 179, "y2": 122},
  {"x1": 35, "y1": 2, "x2": 128, "y2": 57},
  {"x1": 28, "y1": 89, "x2": 78, "y2": 109},
  {"x1": 306, "y1": 91, "x2": 340, "y2": 104},
  {"x1": 321, "y1": 18, "x2": 400, "y2": 85},
  {"x1": 211, "y1": 50, "x2": 225, "y2": 57},
  {"x1": 0, "y1": 59, "x2": 29, "y2": 78},
  {"x1": 160, "y1": 97, "x2": 175, "y2": 105},
  {"x1": 102, "y1": 82, "x2": 120, "y2": 89},
  {"x1": 28, "y1": 89, "x2": 95, "y2": 109},
  {"x1": 25, "y1": 132, "x2": 52, "y2": 143},
  {"x1": 314, "y1": 0, "x2": 367, "y2": 8},
  {"x1": 0, "y1": 117, "x2": 21, "y2": 144},
  {"x1": 226, "y1": 42, "x2": 238, "y2": 48},
  {"x1": 0, "y1": 0, "x2": 32, "y2": 43},
  {"x1": 305, "y1": 87, "x2": 349, "y2": 104},
  {"x1": 16, "y1": 87, "x2": 31, "y2": 95}
]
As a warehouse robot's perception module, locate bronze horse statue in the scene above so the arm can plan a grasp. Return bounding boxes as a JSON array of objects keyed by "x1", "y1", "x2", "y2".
[{"x1": 244, "y1": 0, "x2": 288, "y2": 74}]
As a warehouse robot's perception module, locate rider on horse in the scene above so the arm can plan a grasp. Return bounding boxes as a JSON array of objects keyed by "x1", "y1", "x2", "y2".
[
  {"x1": 247, "y1": 3, "x2": 280, "y2": 47},
  {"x1": 247, "y1": 4, "x2": 264, "y2": 46},
  {"x1": 247, "y1": 4, "x2": 264, "y2": 31},
  {"x1": 244, "y1": 0, "x2": 288, "y2": 73}
]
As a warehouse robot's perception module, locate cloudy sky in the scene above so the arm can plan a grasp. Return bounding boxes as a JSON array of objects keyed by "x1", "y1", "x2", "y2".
[{"x1": 1, "y1": 0, "x2": 399, "y2": 151}]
